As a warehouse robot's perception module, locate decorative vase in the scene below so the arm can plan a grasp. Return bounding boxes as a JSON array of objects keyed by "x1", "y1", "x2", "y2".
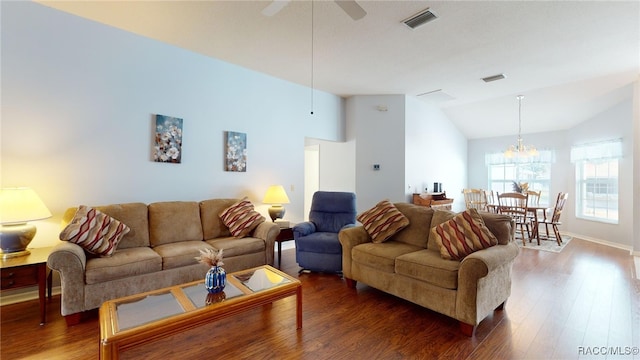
[{"x1": 205, "y1": 266, "x2": 226, "y2": 294}]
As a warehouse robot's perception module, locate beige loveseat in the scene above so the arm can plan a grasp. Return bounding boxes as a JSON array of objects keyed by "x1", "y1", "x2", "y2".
[
  {"x1": 339, "y1": 203, "x2": 519, "y2": 336},
  {"x1": 47, "y1": 199, "x2": 280, "y2": 325}
]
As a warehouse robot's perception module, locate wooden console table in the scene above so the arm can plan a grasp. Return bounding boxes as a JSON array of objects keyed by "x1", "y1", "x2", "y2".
[{"x1": 412, "y1": 193, "x2": 453, "y2": 210}]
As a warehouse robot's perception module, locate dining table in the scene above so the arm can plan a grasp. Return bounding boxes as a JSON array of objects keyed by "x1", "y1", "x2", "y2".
[{"x1": 486, "y1": 203, "x2": 549, "y2": 245}]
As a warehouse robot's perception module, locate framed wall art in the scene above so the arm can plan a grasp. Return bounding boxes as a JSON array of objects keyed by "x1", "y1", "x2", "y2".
[
  {"x1": 153, "y1": 114, "x2": 183, "y2": 164},
  {"x1": 225, "y1": 131, "x2": 247, "y2": 172}
]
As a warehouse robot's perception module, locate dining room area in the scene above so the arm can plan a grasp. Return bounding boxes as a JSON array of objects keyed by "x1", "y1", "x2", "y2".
[{"x1": 462, "y1": 187, "x2": 569, "y2": 250}]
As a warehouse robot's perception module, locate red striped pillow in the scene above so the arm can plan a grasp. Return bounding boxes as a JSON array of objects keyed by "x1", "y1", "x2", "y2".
[
  {"x1": 357, "y1": 200, "x2": 410, "y2": 243},
  {"x1": 219, "y1": 198, "x2": 265, "y2": 238},
  {"x1": 430, "y1": 208, "x2": 498, "y2": 261},
  {"x1": 59, "y1": 205, "x2": 130, "y2": 257}
]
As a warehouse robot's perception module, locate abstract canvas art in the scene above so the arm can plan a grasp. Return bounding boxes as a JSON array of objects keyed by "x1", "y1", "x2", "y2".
[
  {"x1": 153, "y1": 114, "x2": 183, "y2": 163},
  {"x1": 225, "y1": 131, "x2": 247, "y2": 172}
]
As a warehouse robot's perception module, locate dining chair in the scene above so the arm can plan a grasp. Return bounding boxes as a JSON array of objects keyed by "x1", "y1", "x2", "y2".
[
  {"x1": 524, "y1": 190, "x2": 542, "y2": 239},
  {"x1": 462, "y1": 189, "x2": 488, "y2": 211},
  {"x1": 540, "y1": 192, "x2": 569, "y2": 246},
  {"x1": 497, "y1": 192, "x2": 530, "y2": 245},
  {"x1": 524, "y1": 190, "x2": 541, "y2": 205},
  {"x1": 485, "y1": 190, "x2": 498, "y2": 213}
]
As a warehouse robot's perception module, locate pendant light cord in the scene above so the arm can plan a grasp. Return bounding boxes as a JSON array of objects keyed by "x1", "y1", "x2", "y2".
[{"x1": 310, "y1": 0, "x2": 314, "y2": 115}]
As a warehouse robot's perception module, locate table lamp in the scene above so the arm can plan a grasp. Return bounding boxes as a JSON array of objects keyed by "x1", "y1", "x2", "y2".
[
  {"x1": 262, "y1": 185, "x2": 290, "y2": 222},
  {"x1": 0, "y1": 188, "x2": 52, "y2": 259}
]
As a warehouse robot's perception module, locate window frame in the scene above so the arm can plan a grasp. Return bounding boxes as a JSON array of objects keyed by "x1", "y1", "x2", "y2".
[
  {"x1": 574, "y1": 158, "x2": 619, "y2": 224},
  {"x1": 570, "y1": 139, "x2": 622, "y2": 224}
]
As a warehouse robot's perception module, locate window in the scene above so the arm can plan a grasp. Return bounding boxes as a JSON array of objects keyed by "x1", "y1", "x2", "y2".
[
  {"x1": 571, "y1": 139, "x2": 622, "y2": 223},
  {"x1": 485, "y1": 150, "x2": 554, "y2": 205}
]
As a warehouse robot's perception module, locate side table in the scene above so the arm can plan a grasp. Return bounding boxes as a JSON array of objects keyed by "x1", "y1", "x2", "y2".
[
  {"x1": 1, "y1": 246, "x2": 53, "y2": 325},
  {"x1": 274, "y1": 227, "x2": 294, "y2": 269}
]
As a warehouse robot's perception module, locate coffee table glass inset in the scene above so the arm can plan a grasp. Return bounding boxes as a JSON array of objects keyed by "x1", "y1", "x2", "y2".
[{"x1": 99, "y1": 265, "x2": 301, "y2": 359}]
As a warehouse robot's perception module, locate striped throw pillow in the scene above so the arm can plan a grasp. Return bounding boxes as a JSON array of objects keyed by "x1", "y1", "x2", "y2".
[
  {"x1": 59, "y1": 205, "x2": 130, "y2": 257},
  {"x1": 431, "y1": 208, "x2": 498, "y2": 261},
  {"x1": 219, "y1": 198, "x2": 265, "y2": 238},
  {"x1": 357, "y1": 200, "x2": 410, "y2": 243}
]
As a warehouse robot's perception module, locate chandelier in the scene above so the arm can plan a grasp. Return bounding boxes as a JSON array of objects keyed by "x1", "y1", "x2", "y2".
[{"x1": 504, "y1": 95, "x2": 538, "y2": 158}]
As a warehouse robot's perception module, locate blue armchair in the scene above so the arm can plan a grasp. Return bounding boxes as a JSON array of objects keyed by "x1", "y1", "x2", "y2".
[{"x1": 293, "y1": 191, "x2": 357, "y2": 273}]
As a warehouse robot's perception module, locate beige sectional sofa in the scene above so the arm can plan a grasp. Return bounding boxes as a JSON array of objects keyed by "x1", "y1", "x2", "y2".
[
  {"x1": 339, "y1": 203, "x2": 519, "y2": 336},
  {"x1": 47, "y1": 199, "x2": 280, "y2": 325}
]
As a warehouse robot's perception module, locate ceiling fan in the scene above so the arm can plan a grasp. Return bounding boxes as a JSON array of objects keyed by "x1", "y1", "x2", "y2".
[{"x1": 262, "y1": 0, "x2": 367, "y2": 21}]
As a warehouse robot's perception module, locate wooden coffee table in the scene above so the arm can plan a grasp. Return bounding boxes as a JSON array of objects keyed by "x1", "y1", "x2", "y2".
[{"x1": 99, "y1": 265, "x2": 302, "y2": 359}]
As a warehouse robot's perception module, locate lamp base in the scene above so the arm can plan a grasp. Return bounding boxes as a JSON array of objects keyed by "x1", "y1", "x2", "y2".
[
  {"x1": 268, "y1": 205, "x2": 286, "y2": 222},
  {"x1": 1, "y1": 249, "x2": 31, "y2": 259},
  {"x1": 0, "y1": 223, "x2": 36, "y2": 258}
]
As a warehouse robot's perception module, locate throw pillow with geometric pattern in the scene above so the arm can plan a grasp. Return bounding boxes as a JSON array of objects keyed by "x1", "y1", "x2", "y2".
[
  {"x1": 59, "y1": 205, "x2": 130, "y2": 257},
  {"x1": 430, "y1": 208, "x2": 498, "y2": 261},
  {"x1": 219, "y1": 197, "x2": 265, "y2": 238},
  {"x1": 357, "y1": 200, "x2": 410, "y2": 243}
]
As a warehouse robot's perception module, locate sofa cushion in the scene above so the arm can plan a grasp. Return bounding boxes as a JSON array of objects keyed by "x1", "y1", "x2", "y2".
[
  {"x1": 94, "y1": 203, "x2": 150, "y2": 249},
  {"x1": 395, "y1": 249, "x2": 460, "y2": 290},
  {"x1": 200, "y1": 199, "x2": 237, "y2": 239},
  {"x1": 357, "y1": 200, "x2": 410, "y2": 243},
  {"x1": 352, "y1": 241, "x2": 423, "y2": 273},
  {"x1": 479, "y1": 212, "x2": 514, "y2": 245},
  {"x1": 85, "y1": 247, "x2": 162, "y2": 284},
  {"x1": 59, "y1": 205, "x2": 130, "y2": 257},
  {"x1": 431, "y1": 209, "x2": 498, "y2": 261},
  {"x1": 62, "y1": 203, "x2": 150, "y2": 249},
  {"x1": 206, "y1": 237, "x2": 266, "y2": 258},
  {"x1": 153, "y1": 241, "x2": 215, "y2": 270},
  {"x1": 219, "y1": 198, "x2": 265, "y2": 238},
  {"x1": 149, "y1": 201, "x2": 204, "y2": 247},
  {"x1": 392, "y1": 203, "x2": 434, "y2": 248}
]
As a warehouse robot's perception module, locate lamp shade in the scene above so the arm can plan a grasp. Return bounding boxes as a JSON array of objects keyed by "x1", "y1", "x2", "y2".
[
  {"x1": 0, "y1": 188, "x2": 52, "y2": 225},
  {"x1": 262, "y1": 185, "x2": 290, "y2": 205}
]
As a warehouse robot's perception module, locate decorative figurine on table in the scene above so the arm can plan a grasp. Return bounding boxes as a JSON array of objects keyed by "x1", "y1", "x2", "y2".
[{"x1": 196, "y1": 248, "x2": 226, "y2": 294}]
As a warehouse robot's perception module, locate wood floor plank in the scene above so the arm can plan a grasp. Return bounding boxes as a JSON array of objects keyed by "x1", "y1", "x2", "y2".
[{"x1": 1, "y1": 238, "x2": 638, "y2": 359}]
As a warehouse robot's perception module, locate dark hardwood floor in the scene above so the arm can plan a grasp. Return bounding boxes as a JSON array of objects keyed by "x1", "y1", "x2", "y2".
[{"x1": 1, "y1": 238, "x2": 638, "y2": 359}]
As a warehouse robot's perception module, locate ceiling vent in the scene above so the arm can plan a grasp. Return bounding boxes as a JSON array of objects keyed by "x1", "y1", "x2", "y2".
[
  {"x1": 482, "y1": 74, "x2": 506, "y2": 83},
  {"x1": 403, "y1": 8, "x2": 438, "y2": 29}
]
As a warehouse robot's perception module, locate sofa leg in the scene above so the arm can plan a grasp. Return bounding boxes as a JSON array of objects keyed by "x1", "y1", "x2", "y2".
[
  {"x1": 64, "y1": 313, "x2": 82, "y2": 327},
  {"x1": 345, "y1": 277, "x2": 357, "y2": 289},
  {"x1": 495, "y1": 301, "x2": 506, "y2": 311},
  {"x1": 459, "y1": 322, "x2": 475, "y2": 337}
]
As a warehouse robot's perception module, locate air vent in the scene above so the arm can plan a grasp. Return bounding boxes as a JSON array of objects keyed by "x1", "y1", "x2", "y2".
[
  {"x1": 403, "y1": 8, "x2": 438, "y2": 29},
  {"x1": 482, "y1": 74, "x2": 506, "y2": 83}
]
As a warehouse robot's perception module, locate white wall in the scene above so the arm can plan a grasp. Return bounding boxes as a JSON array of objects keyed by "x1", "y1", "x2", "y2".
[
  {"x1": 405, "y1": 96, "x2": 467, "y2": 211},
  {"x1": 566, "y1": 98, "x2": 634, "y2": 248},
  {"x1": 346, "y1": 95, "x2": 467, "y2": 213},
  {"x1": 1, "y1": 2, "x2": 344, "y2": 247},
  {"x1": 468, "y1": 88, "x2": 636, "y2": 251}
]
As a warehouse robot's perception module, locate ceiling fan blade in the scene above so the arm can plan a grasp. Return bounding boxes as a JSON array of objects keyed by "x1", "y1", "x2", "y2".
[
  {"x1": 262, "y1": 0, "x2": 291, "y2": 17},
  {"x1": 335, "y1": 0, "x2": 367, "y2": 20}
]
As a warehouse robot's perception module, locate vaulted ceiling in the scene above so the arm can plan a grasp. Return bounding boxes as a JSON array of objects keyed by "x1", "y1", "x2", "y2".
[{"x1": 38, "y1": 0, "x2": 639, "y2": 139}]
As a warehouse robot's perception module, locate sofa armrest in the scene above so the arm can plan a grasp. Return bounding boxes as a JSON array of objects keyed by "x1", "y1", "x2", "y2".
[
  {"x1": 456, "y1": 242, "x2": 520, "y2": 325},
  {"x1": 46, "y1": 242, "x2": 87, "y2": 316},
  {"x1": 338, "y1": 226, "x2": 373, "y2": 280},
  {"x1": 293, "y1": 221, "x2": 316, "y2": 238},
  {"x1": 252, "y1": 221, "x2": 280, "y2": 266}
]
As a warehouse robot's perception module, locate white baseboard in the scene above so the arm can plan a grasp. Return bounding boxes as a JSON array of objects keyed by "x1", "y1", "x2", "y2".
[
  {"x1": 276, "y1": 242, "x2": 296, "y2": 252},
  {"x1": 0, "y1": 286, "x2": 61, "y2": 306},
  {"x1": 563, "y1": 231, "x2": 634, "y2": 254}
]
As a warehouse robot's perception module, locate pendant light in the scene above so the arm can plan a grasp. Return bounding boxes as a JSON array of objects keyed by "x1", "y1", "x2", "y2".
[{"x1": 504, "y1": 95, "x2": 538, "y2": 158}]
